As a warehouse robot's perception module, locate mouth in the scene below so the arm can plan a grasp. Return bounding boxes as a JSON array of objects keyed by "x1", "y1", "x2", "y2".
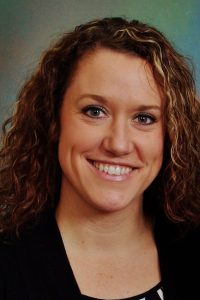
[{"x1": 88, "y1": 160, "x2": 134, "y2": 176}]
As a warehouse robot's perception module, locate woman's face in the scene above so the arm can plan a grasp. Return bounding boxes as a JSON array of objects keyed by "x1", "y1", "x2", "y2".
[{"x1": 58, "y1": 48, "x2": 164, "y2": 213}]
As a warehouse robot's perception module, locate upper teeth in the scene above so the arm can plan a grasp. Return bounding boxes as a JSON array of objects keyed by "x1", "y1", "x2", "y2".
[{"x1": 94, "y1": 162, "x2": 132, "y2": 176}]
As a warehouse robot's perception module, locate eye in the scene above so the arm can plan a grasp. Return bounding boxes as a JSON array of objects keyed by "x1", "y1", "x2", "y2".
[
  {"x1": 81, "y1": 105, "x2": 106, "y2": 118},
  {"x1": 134, "y1": 113, "x2": 156, "y2": 125}
]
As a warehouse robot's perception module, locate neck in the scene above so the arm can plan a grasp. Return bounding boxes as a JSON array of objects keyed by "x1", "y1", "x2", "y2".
[{"x1": 56, "y1": 188, "x2": 154, "y2": 254}]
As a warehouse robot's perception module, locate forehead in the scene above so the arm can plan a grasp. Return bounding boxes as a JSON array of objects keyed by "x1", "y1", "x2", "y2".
[{"x1": 65, "y1": 47, "x2": 163, "y2": 108}]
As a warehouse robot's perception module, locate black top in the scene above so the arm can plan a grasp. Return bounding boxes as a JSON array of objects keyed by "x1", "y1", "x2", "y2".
[{"x1": 0, "y1": 212, "x2": 200, "y2": 300}]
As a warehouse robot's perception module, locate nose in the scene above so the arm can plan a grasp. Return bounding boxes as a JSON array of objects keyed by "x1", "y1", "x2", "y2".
[{"x1": 102, "y1": 118, "x2": 134, "y2": 156}]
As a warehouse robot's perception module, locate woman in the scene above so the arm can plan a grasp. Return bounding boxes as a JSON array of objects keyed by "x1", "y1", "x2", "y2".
[{"x1": 0, "y1": 17, "x2": 199, "y2": 300}]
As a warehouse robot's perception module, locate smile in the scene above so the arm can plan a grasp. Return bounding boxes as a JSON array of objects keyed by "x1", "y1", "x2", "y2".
[{"x1": 92, "y1": 161, "x2": 133, "y2": 176}]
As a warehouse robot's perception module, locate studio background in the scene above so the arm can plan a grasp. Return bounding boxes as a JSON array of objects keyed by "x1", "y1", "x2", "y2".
[{"x1": 1, "y1": 0, "x2": 200, "y2": 125}]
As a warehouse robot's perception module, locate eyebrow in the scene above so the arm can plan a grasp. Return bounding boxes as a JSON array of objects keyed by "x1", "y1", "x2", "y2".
[
  {"x1": 77, "y1": 94, "x2": 162, "y2": 111},
  {"x1": 77, "y1": 94, "x2": 108, "y2": 104}
]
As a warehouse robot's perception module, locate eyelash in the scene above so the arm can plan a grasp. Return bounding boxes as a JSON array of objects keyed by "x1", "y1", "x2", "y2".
[
  {"x1": 81, "y1": 105, "x2": 106, "y2": 118},
  {"x1": 81, "y1": 105, "x2": 156, "y2": 125},
  {"x1": 134, "y1": 113, "x2": 156, "y2": 125}
]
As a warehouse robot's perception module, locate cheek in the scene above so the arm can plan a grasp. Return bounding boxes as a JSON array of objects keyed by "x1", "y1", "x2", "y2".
[
  {"x1": 137, "y1": 131, "x2": 164, "y2": 164},
  {"x1": 150, "y1": 133, "x2": 164, "y2": 164},
  {"x1": 58, "y1": 122, "x2": 102, "y2": 159}
]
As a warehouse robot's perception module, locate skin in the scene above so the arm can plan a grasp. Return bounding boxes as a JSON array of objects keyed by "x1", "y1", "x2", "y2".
[{"x1": 56, "y1": 48, "x2": 164, "y2": 298}]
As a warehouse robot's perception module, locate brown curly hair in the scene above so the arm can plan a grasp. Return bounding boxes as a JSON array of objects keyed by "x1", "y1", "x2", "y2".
[{"x1": 0, "y1": 17, "x2": 200, "y2": 233}]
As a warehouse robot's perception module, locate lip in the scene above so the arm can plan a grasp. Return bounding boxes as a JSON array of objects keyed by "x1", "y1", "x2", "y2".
[
  {"x1": 87, "y1": 159, "x2": 137, "y2": 169},
  {"x1": 87, "y1": 159, "x2": 138, "y2": 182}
]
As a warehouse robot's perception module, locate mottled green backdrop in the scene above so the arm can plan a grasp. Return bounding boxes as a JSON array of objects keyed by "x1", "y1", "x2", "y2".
[{"x1": 1, "y1": 0, "x2": 200, "y2": 123}]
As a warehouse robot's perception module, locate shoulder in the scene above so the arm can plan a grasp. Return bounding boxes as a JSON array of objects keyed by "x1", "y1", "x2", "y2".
[
  {"x1": 156, "y1": 221, "x2": 200, "y2": 299},
  {"x1": 0, "y1": 232, "x2": 24, "y2": 299},
  {"x1": 156, "y1": 218, "x2": 200, "y2": 261},
  {"x1": 0, "y1": 226, "x2": 35, "y2": 282},
  {"x1": 0, "y1": 212, "x2": 61, "y2": 299},
  {"x1": 0, "y1": 211, "x2": 58, "y2": 256},
  {"x1": 175, "y1": 226, "x2": 200, "y2": 263},
  {"x1": 0, "y1": 212, "x2": 54, "y2": 271},
  {"x1": 183, "y1": 225, "x2": 200, "y2": 243},
  {"x1": 0, "y1": 233, "x2": 19, "y2": 267},
  {"x1": 155, "y1": 211, "x2": 200, "y2": 249},
  {"x1": 170, "y1": 225, "x2": 200, "y2": 253}
]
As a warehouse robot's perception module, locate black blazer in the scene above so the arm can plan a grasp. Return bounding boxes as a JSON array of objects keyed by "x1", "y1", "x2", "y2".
[{"x1": 0, "y1": 212, "x2": 199, "y2": 300}]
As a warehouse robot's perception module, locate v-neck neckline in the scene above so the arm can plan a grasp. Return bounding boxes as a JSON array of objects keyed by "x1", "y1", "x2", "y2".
[
  {"x1": 25, "y1": 211, "x2": 178, "y2": 300},
  {"x1": 41, "y1": 213, "x2": 163, "y2": 300}
]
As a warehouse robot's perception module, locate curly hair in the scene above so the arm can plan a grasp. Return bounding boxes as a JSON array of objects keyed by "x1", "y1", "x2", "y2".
[{"x1": 0, "y1": 17, "x2": 200, "y2": 233}]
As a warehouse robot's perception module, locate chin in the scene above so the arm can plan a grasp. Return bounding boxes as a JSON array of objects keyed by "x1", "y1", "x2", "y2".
[{"x1": 87, "y1": 192, "x2": 139, "y2": 213}]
